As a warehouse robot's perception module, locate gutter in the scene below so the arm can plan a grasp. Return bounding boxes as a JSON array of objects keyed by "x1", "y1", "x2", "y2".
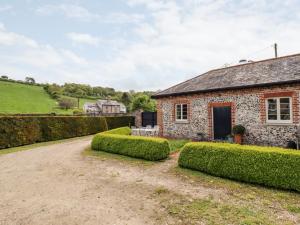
[{"x1": 151, "y1": 79, "x2": 300, "y2": 99}]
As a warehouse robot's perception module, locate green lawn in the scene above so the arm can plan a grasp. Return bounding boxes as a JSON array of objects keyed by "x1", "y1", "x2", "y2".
[
  {"x1": 168, "y1": 139, "x2": 190, "y2": 153},
  {"x1": 0, "y1": 81, "x2": 97, "y2": 114}
]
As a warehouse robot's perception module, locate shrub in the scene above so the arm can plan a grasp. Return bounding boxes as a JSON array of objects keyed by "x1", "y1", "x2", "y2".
[
  {"x1": 38, "y1": 116, "x2": 107, "y2": 141},
  {"x1": 73, "y1": 109, "x2": 84, "y2": 115},
  {"x1": 0, "y1": 116, "x2": 134, "y2": 149},
  {"x1": 178, "y1": 142, "x2": 300, "y2": 191},
  {"x1": 0, "y1": 117, "x2": 41, "y2": 149},
  {"x1": 58, "y1": 97, "x2": 77, "y2": 110},
  {"x1": 91, "y1": 127, "x2": 170, "y2": 161},
  {"x1": 102, "y1": 127, "x2": 131, "y2": 135},
  {"x1": 104, "y1": 116, "x2": 135, "y2": 129},
  {"x1": 232, "y1": 124, "x2": 246, "y2": 135}
]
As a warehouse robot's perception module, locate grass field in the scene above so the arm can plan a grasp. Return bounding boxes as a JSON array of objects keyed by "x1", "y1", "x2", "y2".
[{"x1": 0, "y1": 81, "x2": 97, "y2": 114}]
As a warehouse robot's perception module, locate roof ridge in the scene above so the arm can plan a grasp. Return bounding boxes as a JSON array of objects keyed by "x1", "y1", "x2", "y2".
[
  {"x1": 209, "y1": 52, "x2": 300, "y2": 72},
  {"x1": 152, "y1": 52, "x2": 300, "y2": 97}
]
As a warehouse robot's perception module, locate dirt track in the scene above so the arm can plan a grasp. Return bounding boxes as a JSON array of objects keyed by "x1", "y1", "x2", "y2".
[{"x1": 0, "y1": 137, "x2": 219, "y2": 225}]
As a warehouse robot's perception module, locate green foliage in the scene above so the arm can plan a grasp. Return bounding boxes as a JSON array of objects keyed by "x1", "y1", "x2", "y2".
[
  {"x1": 73, "y1": 109, "x2": 84, "y2": 115},
  {"x1": 58, "y1": 97, "x2": 77, "y2": 110},
  {"x1": 0, "y1": 116, "x2": 134, "y2": 149},
  {"x1": 25, "y1": 76, "x2": 35, "y2": 84},
  {"x1": 91, "y1": 127, "x2": 170, "y2": 161},
  {"x1": 102, "y1": 127, "x2": 131, "y2": 135},
  {"x1": 105, "y1": 116, "x2": 135, "y2": 129},
  {"x1": 121, "y1": 92, "x2": 131, "y2": 109},
  {"x1": 131, "y1": 94, "x2": 156, "y2": 112},
  {"x1": 232, "y1": 124, "x2": 246, "y2": 135},
  {"x1": 0, "y1": 117, "x2": 41, "y2": 149},
  {"x1": 168, "y1": 139, "x2": 190, "y2": 152},
  {"x1": 37, "y1": 117, "x2": 107, "y2": 142},
  {"x1": 178, "y1": 142, "x2": 300, "y2": 191}
]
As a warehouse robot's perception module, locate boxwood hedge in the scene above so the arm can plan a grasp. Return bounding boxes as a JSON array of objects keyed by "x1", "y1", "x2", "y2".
[
  {"x1": 91, "y1": 127, "x2": 170, "y2": 161},
  {"x1": 178, "y1": 142, "x2": 300, "y2": 191},
  {"x1": 0, "y1": 116, "x2": 134, "y2": 149}
]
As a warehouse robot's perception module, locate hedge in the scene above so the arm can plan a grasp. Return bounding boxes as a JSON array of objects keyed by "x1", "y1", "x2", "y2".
[
  {"x1": 101, "y1": 127, "x2": 131, "y2": 135},
  {"x1": 0, "y1": 116, "x2": 134, "y2": 149},
  {"x1": 104, "y1": 116, "x2": 135, "y2": 130},
  {"x1": 178, "y1": 142, "x2": 300, "y2": 191},
  {"x1": 91, "y1": 127, "x2": 170, "y2": 161}
]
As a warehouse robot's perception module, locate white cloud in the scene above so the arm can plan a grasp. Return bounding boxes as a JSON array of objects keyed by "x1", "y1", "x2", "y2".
[
  {"x1": 36, "y1": 4, "x2": 144, "y2": 24},
  {"x1": 66, "y1": 33, "x2": 100, "y2": 46},
  {"x1": 0, "y1": 5, "x2": 13, "y2": 13},
  {"x1": 36, "y1": 4, "x2": 98, "y2": 21},
  {"x1": 0, "y1": 25, "x2": 38, "y2": 48}
]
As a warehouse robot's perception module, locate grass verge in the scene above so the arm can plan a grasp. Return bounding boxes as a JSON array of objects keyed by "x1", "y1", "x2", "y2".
[
  {"x1": 168, "y1": 139, "x2": 190, "y2": 153},
  {"x1": 168, "y1": 166, "x2": 300, "y2": 224}
]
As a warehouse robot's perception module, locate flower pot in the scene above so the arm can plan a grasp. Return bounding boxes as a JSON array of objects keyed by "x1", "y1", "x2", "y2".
[{"x1": 234, "y1": 134, "x2": 242, "y2": 144}]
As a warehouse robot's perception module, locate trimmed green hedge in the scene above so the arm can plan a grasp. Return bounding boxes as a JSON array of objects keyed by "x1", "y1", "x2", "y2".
[
  {"x1": 91, "y1": 127, "x2": 170, "y2": 161},
  {"x1": 178, "y1": 142, "x2": 300, "y2": 191},
  {"x1": 105, "y1": 116, "x2": 135, "y2": 130},
  {"x1": 102, "y1": 127, "x2": 131, "y2": 135},
  {"x1": 0, "y1": 116, "x2": 134, "y2": 149}
]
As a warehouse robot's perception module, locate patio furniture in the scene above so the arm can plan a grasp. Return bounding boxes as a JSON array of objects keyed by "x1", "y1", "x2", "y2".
[{"x1": 131, "y1": 127, "x2": 159, "y2": 137}]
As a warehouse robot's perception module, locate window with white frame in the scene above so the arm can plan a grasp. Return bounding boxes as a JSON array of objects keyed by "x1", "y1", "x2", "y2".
[
  {"x1": 176, "y1": 104, "x2": 188, "y2": 121},
  {"x1": 266, "y1": 97, "x2": 292, "y2": 123}
]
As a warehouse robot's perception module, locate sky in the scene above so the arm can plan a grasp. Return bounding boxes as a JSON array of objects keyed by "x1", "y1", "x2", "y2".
[{"x1": 0, "y1": 0, "x2": 300, "y2": 91}]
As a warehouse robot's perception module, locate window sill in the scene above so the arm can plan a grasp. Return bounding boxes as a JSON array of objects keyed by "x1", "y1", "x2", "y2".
[
  {"x1": 265, "y1": 122, "x2": 294, "y2": 126},
  {"x1": 175, "y1": 120, "x2": 189, "y2": 124}
]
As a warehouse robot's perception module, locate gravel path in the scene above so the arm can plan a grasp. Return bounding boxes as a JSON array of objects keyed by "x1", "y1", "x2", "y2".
[{"x1": 0, "y1": 137, "x2": 219, "y2": 225}]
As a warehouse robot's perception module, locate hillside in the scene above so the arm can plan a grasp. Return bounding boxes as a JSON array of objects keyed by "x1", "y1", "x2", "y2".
[{"x1": 0, "y1": 81, "x2": 96, "y2": 114}]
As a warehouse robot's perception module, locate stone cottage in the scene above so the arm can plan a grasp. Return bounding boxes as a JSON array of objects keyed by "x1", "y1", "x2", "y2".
[
  {"x1": 83, "y1": 99, "x2": 126, "y2": 115},
  {"x1": 152, "y1": 53, "x2": 300, "y2": 147}
]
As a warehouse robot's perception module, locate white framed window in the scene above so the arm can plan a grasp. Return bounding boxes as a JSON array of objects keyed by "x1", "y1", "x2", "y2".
[
  {"x1": 266, "y1": 97, "x2": 292, "y2": 123},
  {"x1": 176, "y1": 104, "x2": 188, "y2": 121}
]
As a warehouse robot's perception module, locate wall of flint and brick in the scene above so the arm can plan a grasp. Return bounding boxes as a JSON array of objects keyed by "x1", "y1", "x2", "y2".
[{"x1": 156, "y1": 83, "x2": 300, "y2": 147}]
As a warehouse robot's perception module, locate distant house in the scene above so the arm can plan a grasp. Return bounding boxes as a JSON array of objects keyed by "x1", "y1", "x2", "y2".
[
  {"x1": 83, "y1": 99, "x2": 126, "y2": 115},
  {"x1": 152, "y1": 53, "x2": 300, "y2": 147}
]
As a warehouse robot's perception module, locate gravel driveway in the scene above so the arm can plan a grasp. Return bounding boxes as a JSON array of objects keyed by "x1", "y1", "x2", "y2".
[{"x1": 0, "y1": 137, "x2": 218, "y2": 225}]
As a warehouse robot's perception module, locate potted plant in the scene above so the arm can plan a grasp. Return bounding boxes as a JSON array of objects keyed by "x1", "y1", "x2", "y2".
[{"x1": 232, "y1": 125, "x2": 246, "y2": 144}]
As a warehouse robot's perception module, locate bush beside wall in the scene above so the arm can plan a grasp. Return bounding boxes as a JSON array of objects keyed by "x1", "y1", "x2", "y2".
[
  {"x1": 91, "y1": 127, "x2": 170, "y2": 161},
  {"x1": 178, "y1": 142, "x2": 300, "y2": 191},
  {"x1": 0, "y1": 116, "x2": 134, "y2": 149}
]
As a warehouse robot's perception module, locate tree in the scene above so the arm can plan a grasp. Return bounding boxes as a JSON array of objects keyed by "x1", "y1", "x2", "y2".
[
  {"x1": 1, "y1": 75, "x2": 8, "y2": 79},
  {"x1": 25, "y1": 77, "x2": 35, "y2": 84},
  {"x1": 131, "y1": 94, "x2": 156, "y2": 112},
  {"x1": 121, "y1": 92, "x2": 131, "y2": 106},
  {"x1": 58, "y1": 97, "x2": 76, "y2": 110}
]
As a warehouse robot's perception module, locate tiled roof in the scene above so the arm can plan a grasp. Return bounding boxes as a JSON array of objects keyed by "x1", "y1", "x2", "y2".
[{"x1": 152, "y1": 53, "x2": 300, "y2": 98}]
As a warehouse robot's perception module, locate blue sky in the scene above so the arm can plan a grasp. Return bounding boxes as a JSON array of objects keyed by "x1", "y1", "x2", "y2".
[{"x1": 1, "y1": 0, "x2": 300, "y2": 91}]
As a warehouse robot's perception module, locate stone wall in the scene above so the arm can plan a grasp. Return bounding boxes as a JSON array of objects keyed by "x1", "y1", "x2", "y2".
[
  {"x1": 157, "y1": 84, "x2": 300, "y2": 147},
  {"x1": 132, "y1": 109, "x2": 143, "y2": 128}
]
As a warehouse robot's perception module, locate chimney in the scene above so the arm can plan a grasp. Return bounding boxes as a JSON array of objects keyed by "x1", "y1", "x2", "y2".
[{"x1": 239, "y1": 59, "x2": 248, "y2": 64}]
